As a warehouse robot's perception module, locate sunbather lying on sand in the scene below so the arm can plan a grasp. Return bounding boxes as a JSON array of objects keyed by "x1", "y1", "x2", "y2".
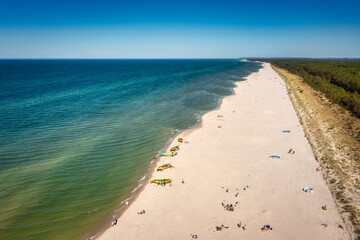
[
  {"x1": 261, "y1": 225, "x2": 273, "y2": 231},
  {"x1": 224, "y1": 204, "x2": 234, "y2": 211},
  {"x1": 137, "y1": 210, "x2": 146, "y2": 214},
  {"x1": 302, "y1": 187, "x2": 314, "y2": 193},
  {"x1": 216, "y1": 225, "x2": 229, "y2": 231}
]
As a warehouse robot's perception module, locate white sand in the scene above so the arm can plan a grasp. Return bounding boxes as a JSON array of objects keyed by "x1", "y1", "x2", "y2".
[{"x1": 97, "y1": 63, "x2": 350, "y2": 240}]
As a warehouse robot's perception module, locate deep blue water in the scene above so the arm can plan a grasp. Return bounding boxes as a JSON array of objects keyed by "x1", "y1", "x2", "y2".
[{"x1": 0, "y1": 59, "x2": 261, "y2": 239}]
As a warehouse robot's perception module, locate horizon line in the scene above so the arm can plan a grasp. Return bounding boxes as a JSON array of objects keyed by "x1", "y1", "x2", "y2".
[
  {"x1": 1, "y1": 57, "x2": 360, "y2": 60},
  {"x1": 0, "y1": 57, "x2": 359, "y2": 60}
]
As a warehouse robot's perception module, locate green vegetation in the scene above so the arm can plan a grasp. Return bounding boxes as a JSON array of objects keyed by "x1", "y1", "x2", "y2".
[{"x1": 249, "y1": 59, "x2": 360, "y2": 117}]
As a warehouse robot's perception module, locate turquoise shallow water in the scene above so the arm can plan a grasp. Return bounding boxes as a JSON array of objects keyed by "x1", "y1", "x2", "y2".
[{"x1": 0, "y1": 59, "x2": 261, "y2": 239}]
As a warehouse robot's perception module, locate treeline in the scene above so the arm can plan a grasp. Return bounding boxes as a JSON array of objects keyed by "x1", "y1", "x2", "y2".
[{"x1": 248, "y1": 59, "x2": 360, "y2": 117}]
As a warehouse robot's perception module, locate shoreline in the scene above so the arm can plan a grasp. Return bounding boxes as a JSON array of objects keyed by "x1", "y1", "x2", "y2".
[
  {"x1": 95, "y1": 63, "x2": 350, "y2": 240},
  {"x1": 85, "y1": 64, "x2": 260, "y2": 240}
]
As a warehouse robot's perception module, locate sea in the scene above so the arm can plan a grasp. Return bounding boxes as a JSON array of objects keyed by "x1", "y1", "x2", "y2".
[{"x1": 0, "y1": 59, "x2": 261, "y2": 240}]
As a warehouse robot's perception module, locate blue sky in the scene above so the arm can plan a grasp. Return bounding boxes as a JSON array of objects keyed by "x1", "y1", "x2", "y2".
[{"x1": 1, "y1": 0, "x2": 359, "y2": 58}]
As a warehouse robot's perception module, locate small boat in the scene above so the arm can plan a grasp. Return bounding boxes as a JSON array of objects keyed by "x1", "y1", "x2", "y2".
[
  {"x1": 170, "y1": 145, "x2": 179, "y2": 151},
  {"x1": 159, "y1": 152, "x2": 178, "y2": 157},
  {"x1": 150, "y1": 179, "x2": 172, "y2": 184},
  {"x1": 178, "y1": 137, "x2": 183, "y2": 143},
  {"x1": 157, "y1": 163, "x2": 172, "y2": 171}
]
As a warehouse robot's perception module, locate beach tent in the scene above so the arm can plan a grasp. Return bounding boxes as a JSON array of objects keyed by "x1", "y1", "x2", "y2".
[{"x1": 269, "y1": 155, "x2": 280, "y2": 159}]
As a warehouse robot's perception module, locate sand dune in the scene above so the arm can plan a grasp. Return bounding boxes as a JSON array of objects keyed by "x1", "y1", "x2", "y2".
[{"x1": 97, "y1": 63, "x2": 350, "y2": 240}]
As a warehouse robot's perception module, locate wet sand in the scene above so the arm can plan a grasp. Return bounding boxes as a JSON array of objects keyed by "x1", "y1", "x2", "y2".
[{"x1": 97, "y1": 63, "x2": 350, "y2": 240}]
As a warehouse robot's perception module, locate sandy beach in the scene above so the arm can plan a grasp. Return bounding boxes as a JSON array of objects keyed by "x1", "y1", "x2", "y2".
[{"x1": 97, "y1": 63, "x2": 350, "y2": 240}]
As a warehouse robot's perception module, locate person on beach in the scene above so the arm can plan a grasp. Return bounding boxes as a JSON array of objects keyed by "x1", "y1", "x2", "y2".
[
  {"x1": 217, "y1": 225, "x2": 227, "y2": 231},
  {"x1": 303, "y1": 187, "x2": 314, "y2": 193},
  {"x1": 182, "y1": 179, "x2": 184, "y2": 184},
  {"x1": 111, "y1": 218, "x2": 117, "y2": 226},
  {"x1": 288, "y1": 148, "x2": 292, "y2": 154},
  {"x1": 261, "y1": 225, "x2": 273, "y2": 231}
]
